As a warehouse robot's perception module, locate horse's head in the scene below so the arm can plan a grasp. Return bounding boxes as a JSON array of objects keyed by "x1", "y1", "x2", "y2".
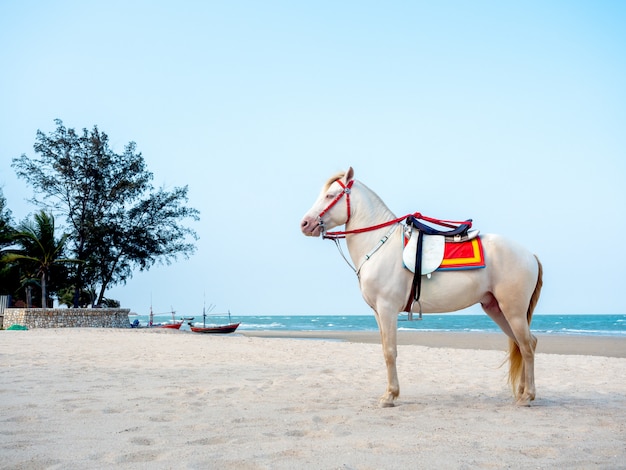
[{"x1": 300, "y1": 167, "x2": 355, "y2": 237}]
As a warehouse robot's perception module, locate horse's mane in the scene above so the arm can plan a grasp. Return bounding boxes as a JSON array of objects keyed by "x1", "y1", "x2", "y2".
[{"x1": 323, "y1": 172, "x2": 345, "y2": 191}]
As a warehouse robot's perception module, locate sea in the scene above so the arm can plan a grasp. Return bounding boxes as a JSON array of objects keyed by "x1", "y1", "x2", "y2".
[{"x1": 133, "y1": 313, "x2": 626, "y2": 337}]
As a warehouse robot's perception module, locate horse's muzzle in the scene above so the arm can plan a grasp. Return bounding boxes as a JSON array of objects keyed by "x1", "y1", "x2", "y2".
[{"x1": 300, "y1": 216, "x2": 322, "y2": 237}]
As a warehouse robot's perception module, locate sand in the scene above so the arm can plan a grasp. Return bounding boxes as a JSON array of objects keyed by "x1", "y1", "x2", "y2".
[
  {"x1": 1, "y1": 329, "x2": 625, "y2": 469},
  {"x1": 244, "y1": 330, "x2": 626, "y2": 358}
]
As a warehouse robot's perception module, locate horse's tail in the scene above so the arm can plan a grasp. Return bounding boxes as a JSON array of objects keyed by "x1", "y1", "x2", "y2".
[{"x1": 508, "y1": 255, "x2": 543, "y2": 395}]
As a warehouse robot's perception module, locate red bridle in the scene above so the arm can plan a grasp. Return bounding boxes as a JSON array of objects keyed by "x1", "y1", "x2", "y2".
[{"x1": 317, "y1": 179, "x2": 354, "y2": 233}]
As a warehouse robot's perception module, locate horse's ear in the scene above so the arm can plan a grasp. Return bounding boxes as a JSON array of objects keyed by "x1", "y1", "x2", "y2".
[{"x1": 344, "y1": 167, "x2": 354, "y2": 183}]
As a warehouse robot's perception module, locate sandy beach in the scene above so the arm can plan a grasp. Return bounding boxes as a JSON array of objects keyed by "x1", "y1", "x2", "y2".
[{"x1": 1, "y1": 329, "x2": 625, "y2": 469}]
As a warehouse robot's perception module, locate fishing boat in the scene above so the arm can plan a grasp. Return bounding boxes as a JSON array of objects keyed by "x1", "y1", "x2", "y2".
[
  {"x1": 188, "y1": 304, "x2": 240, "y2": 334},
  {"x1": 148, "y1": 307, "x2": 185, "y2": 329},
  {"x1": 154, "y1": 321, "x2": 183, "y2": 329},
  {"x1": 189, "y1": 322, "x2": 240, "y2": 334}
]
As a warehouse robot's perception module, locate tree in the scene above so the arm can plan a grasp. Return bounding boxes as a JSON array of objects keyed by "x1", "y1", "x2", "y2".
[
  {"x1": 3, "y1": 211, "x2": 77, "y2": 308},
  {"x1": 0, "y1": 188, "x2": 12, "y2": 246},
  {"x1": 12, "y1": 120, "x2": 200, "y2": 306},
  {"x1": 0, "y1": 188, "x2": 18, "y2": 295}
]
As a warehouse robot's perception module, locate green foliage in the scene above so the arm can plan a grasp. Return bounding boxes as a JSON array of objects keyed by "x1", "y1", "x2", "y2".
[
  {"x1": 58, "y1": 287, "x2": 92, "y2": 308},
  {"x1": 0, "y1": 188, "x2": 16, "y2": 294},
  {"x1": 12, "y1": 120, "x2": 199, "y2": 306},
  {"x1": 0, "y1": 188, "x2": 12, "y2": 247},
  {"x1": 3, "y1": 211, "x2": 78, "y2": 307},
  {"x1": 57, "y1": 287, "x2": 119, "y2": 308}
]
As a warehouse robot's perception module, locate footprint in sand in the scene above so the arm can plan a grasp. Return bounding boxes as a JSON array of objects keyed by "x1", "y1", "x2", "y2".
[{"x1": 130, "y1": 437, "x2": 154, "y2": 446}]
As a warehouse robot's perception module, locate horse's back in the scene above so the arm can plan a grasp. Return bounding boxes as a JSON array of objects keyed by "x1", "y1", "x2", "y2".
[{"x1": 481, "y1": 233, "x2": 539, "y2": 278}]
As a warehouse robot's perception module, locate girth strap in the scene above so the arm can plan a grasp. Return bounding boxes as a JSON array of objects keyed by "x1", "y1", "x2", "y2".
[
  {"x1": 403, "y1": 231, "x2": 424, "y2": 313},
  {"x1": 413, "y1": 231, "x2": 424, "y2": 303}
]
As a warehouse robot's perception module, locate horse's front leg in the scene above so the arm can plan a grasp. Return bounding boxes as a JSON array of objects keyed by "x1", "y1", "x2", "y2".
[{"x1": 375, "y1": 308, "x2": 400, "y2": 407}]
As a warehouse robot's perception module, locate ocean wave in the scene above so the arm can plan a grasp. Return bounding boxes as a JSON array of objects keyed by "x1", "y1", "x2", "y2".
[
  {"x1": 544, "y1": 328, "x2": 626, "y2": 337},
  {"x1": 238, "y1": 322, "x2": 284, "y2": 330}
]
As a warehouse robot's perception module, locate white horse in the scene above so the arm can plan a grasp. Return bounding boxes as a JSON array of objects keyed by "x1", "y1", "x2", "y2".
[{"x1": 300, "y1": 167, "x2": 543, "y2": 407}]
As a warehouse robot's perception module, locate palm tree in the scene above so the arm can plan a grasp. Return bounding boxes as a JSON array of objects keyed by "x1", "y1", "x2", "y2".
[
  {"x1": 0, "y1": 238, "x2": 16, "y2": 297},
  {"x1": 0, "y1": 189, "x2": 16, "y2": 293},
  {"x1": 3, "y1": 211, "x2": 78, "y2": 308}
]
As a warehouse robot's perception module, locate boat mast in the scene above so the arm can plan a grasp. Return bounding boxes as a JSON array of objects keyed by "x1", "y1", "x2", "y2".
[{"x1": 202, "y1": 296, "x2": 206, "y2": 328}]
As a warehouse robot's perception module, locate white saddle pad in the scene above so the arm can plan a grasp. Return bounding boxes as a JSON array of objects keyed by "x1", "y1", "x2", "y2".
[{"x1": 402, "y1": 231, "x2": 445, "y2": 275}]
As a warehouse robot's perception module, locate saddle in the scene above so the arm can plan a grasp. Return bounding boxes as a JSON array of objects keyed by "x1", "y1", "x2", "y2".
[
  {"x1": 403, "y1": 216, "x2": 480, "y2": 275},
  {"x1": 406, "y1": 215, "x2": 473, "y2": 239},
  {"x1": 402, "y1": 215, "x2": 479, "y2": 312}
]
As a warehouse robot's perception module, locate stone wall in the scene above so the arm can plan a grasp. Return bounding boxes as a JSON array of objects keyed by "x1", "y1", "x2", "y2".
[{"x1": 1, "y1": 308, "x2": 131, "y2": 329}]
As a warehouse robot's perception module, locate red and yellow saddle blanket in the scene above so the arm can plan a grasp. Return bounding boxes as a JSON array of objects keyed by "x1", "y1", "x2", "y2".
[
  {"x1": 403, "y1": 233, "x2": 486, "y2": 273},
  {"x1": 438, "y1": 237, "x2": 486, "y2": 271}
]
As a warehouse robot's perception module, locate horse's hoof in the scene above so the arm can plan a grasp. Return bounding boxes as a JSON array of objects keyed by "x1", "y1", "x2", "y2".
[
  {"x1": 378, "y1": 396, "x2": 396, "y2": 408},
  {"x1": 515, "y1": 397, "x2": 532, "y2": 407}
]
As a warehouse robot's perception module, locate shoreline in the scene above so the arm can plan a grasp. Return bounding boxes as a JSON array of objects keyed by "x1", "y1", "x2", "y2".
[{"x1": 241, "y1": 330, "x2": 626, "y2": 358}]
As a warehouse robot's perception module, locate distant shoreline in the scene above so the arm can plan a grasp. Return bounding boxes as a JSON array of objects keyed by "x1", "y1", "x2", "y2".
[{"x1": 241, "y1": 330, "x2": 626, "y2": 358}]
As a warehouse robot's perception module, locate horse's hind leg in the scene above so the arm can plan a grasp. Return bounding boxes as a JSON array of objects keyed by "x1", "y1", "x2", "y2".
[
  {"x1": 481, "y1": 293, "x2": 536, "y2": 405},
  {"x1": 481, "y1": 293, "x2": 516, "y2": 338},
  {"x1": 506, "y1": 315, "x2": 537, "y2": 405},
  {"x1": 374, "y1": 308, "x2": 400, "y2": 407}
]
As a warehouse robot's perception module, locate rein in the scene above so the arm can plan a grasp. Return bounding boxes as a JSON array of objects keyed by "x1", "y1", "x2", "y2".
[
  {"x1": 329, "y1": 223, "x2": 400, "y2": 275},
  {"x1": 323, "y1": 212, "x2": 471, "y2": 239}
]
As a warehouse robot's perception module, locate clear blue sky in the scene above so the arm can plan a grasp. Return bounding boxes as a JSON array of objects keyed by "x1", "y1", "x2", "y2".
[{"x1": 1, "y1": 1, "x2": 624, "y2": 316}]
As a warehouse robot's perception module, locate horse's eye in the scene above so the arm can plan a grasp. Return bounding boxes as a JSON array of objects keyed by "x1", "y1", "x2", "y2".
[{"x1": 326, "y1": 194, "x2": 334, "y2": 199}]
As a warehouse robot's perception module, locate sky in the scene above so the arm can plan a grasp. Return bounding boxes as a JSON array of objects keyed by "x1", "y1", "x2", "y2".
[{"x1": 1, "y1": 1, "x2": 624, "y2": 316}]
